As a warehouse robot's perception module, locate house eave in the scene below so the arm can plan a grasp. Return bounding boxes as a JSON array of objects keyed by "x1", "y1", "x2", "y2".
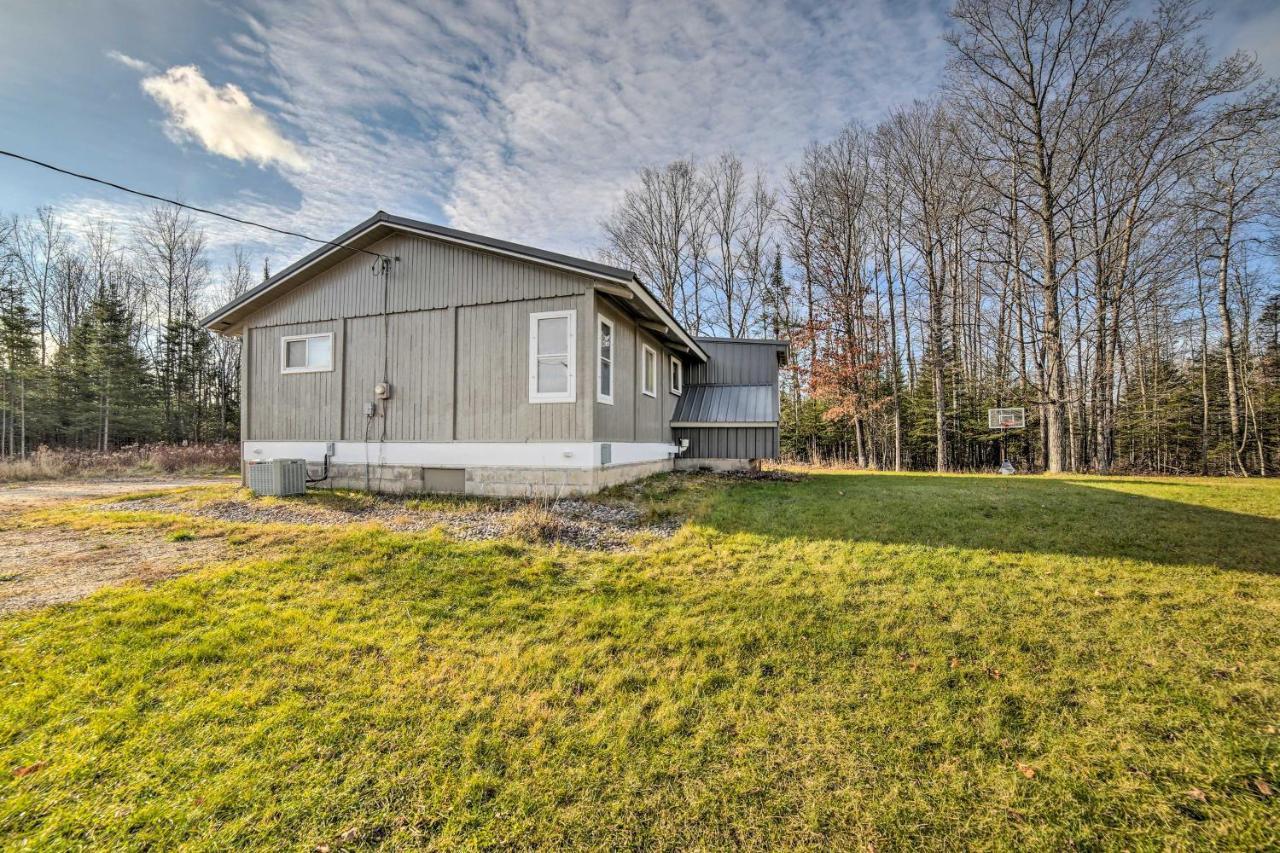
[{"x1": 201, "y1": 211, "x2": 707, "y2": 361}]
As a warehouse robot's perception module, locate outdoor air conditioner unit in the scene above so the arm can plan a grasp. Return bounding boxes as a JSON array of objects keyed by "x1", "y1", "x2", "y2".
[{"x1": 247, "y1": 458, "x2": 307, "y2": 496}]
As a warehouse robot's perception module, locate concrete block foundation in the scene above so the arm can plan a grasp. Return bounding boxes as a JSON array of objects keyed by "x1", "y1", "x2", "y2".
[
  {"x1": 674, "y1": 457, "x2": 757, "y2": 473},
  {"x1": 291, "y1": 458, "x2": 674, "y2": 497}
]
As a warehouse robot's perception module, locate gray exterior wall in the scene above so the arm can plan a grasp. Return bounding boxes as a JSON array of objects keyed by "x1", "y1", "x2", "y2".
[
  {"x1": 676, "y1": 338, "x2": 785, "y2": 461},
  {"x1": 240, "y1": 233, "x2": 601, "y2": 445},
  {"x1": 236, "y1": 229, "x2": 783, "y2": 474},
  {"x1": 342, "y1": 309, "x2": 452, "y2": 441},
  {"x1": 673, "y1": 426, "x2": 779, "y2": 460},
  {"x1": 456, "y1": 294, "x2": 592, "y2": 441},
  {"x1": 592, "y1": 294, "x2": 680, "y2": 444},
  {"x1": 686, "y1": 339, "x2": 784, "y2": 385},
  {"x1": 246, "y1": 320, "x2": 343, "y2": 440},
  {"x1": 245, "y1": 232, "x2": 586, "y2": 326}
]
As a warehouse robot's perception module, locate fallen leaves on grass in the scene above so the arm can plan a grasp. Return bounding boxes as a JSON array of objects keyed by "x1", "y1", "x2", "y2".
[
  {"x1": 1016, "y1": 762, "x2": 1036, "y2": 779},
  {"x1": 1252, "y1": 777, "x2": 1274, "y2": 798},
  {"x1": 13, "y1": 760, "x2": 47, "y2": 777},
  {"x1": 1187, "y1": 787, "x2": 1207, "y2": 803}
]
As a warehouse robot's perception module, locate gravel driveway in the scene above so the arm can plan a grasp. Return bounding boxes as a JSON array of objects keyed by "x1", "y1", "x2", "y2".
[
  {"x1": 0, "y1": 476, "x2": 236, "y2": 508},
  {"x1": 0, "y1": 477, "x2": 237, "y2": 615}
]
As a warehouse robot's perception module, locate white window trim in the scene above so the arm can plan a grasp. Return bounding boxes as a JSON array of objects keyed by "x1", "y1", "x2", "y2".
[
  {"x1": 280, "y1": 332, "x2": 334, "y2": 374},
  {"x1": 669, "y1": 355, "x2": 683, "y2": 395},
  {"x1": 641, "y1": 344, "x2": 657, "y2": 398},
  {"x1": 597, "y1": 315, "x2": 615, "y2": 405},
  {"x1": 529, "y1": 309, "x2": 577, "y2": 404}
]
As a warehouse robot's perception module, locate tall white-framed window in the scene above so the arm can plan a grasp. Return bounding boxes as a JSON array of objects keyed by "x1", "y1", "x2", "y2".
[
  {"x1": 280, "y1": 332, "x2": 334, "y2": 374},
  {"x1": 597, "y1": 316, "x2": 614, "y2": 405},
  {"x1": 641, "y1": 344, "x2": 657, "y2": 397},
  {"x1": 669, "y1": 354, "x2": 683, "y2": 395},
  {"x1": 529, "y1": 309, "x2": 576, "y2": 403}
]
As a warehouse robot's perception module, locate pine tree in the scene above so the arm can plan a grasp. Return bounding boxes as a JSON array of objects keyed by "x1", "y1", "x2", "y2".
[
  {"x1": 52, "y1": 293, "x2": 157, "y2": 449},
  {"x1": 0, "y1": 275, "x2": 41, "y2": 457}
]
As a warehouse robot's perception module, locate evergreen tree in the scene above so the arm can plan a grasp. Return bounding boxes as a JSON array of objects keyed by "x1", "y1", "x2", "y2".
[
  {"x1": 0, "y1": 274, "x2": 41, "y2": 456},
  {"x1": 52, "y1": 293, "x2": 157, "y2": 449}
]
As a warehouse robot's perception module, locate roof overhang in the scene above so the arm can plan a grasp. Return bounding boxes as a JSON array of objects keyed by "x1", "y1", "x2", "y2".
[{"x1": 201, "y1": 211, "x2": 707, "y2": 361}]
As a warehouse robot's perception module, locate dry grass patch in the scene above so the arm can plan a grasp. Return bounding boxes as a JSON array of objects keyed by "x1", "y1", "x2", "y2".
[{"x1": 0, "y1": 444, "x2": 238, "y2": 483}]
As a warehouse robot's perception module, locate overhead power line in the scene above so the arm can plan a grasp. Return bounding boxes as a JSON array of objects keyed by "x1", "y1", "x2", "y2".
[{"x1": 0, "y1": 148, "x2": 389, "y2": 261}]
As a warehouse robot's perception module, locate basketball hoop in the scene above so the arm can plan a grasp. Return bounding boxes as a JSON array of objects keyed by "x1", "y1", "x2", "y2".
[
  {"x1": 988, "y1": 408, "x2": 1026, "y2": 473},
  {"x1": 988, "y1": 408, "x2": 1026, "y2": 430}
]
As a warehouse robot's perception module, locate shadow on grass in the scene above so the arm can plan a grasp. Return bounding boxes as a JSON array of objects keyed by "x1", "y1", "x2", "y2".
[{"x1": 700, "y1": 473, "x2": 1280, "y2": 573}]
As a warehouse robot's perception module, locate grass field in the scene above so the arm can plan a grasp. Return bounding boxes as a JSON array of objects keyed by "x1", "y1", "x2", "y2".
[{"x1": 1, "y1": 472, "x2": 1278, "y2": 849}]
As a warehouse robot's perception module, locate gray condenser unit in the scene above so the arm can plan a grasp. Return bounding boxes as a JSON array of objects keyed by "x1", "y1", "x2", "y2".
[{"x1": 247, "y1": 458, "x2": 308, "y2": 496}]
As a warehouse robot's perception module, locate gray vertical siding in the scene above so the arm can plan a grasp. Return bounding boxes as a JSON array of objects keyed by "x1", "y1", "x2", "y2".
[
  {"x1": 454, "y1": 293, "x2": 592, "y2": 441},
  {"x1": 676, "y1": 338, "x2": 784, "y2": 460},
  {"x1": 687, "y1": 339, "x2": 784, "y2": 385},
  {"x1": 342, "y1": 309, "x2": 452, "y2": 441},
  {"x1": 246, "y1": 233, "x2": 588, "y2": 327},
  {"x1": 673, "y1": 427, "x2": 778, "y2": 459},
  {"x1": 241, "y1": 230, "x2": 598, "y2": 445},
  {"x1": 592, "y1": 294, "x2": 680, "y2": 444},
  {"x1": 247, "y1": 321, "x2": 343, "y2": 440}
]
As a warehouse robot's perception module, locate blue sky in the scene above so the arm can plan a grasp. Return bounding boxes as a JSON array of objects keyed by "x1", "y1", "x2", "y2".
[{"x1": 3, "y1": 0, "x2": 1279, "y2": 269}]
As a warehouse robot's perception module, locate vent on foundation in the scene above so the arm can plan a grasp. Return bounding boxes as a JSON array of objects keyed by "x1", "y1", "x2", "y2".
[{"x1": 600, "y1": 443, "x2": 612, "y2": 466}]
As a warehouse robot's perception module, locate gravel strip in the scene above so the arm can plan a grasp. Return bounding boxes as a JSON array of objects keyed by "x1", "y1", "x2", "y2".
[{"x1": 95, "y1": 495, "x2": 682, "y2": 552}]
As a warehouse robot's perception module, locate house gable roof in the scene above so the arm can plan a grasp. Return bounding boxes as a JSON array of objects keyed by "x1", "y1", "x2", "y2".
[{"x1": 201, "y1": 211, "x2": 708, "y2": 361}]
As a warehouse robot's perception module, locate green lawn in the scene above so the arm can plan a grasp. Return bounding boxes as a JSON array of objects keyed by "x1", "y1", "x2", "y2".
[{"x1": 2, "y1": 472, "x2": 1278, "y2": 849}]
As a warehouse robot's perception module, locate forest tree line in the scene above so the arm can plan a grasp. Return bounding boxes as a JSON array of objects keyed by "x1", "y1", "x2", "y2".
[
  {"x1": 3, "y1": 0, "x2": 1279, "y2": 476},
  {"x1": 0, "y1": 205, "x2": 250, "y2": 456},
  {"x1": 601, "y1": 0, "x2": 1280, "y2": 475}
]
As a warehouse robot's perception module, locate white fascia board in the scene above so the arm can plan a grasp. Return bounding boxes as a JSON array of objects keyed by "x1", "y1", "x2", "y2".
[{"x1": 243, "y1": 441, "x2": 679, "y2": 469}]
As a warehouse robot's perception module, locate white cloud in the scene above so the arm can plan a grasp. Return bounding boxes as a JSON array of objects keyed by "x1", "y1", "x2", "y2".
[
  {"x1": 209, "y1": 0, "x2": 948, "y2": 258},
  {"x1": 68, "y1": 2, "x2": 953, "y2": 267},
  {"x1": 140, "y1": 65, "x2": 309, "y2": 172},
  {"x1": 106, "y1": 50, "x2": 155, "y2": 74}
]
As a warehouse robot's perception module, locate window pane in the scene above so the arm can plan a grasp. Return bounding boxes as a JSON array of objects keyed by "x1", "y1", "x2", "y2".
[
  {"x1": 285, "y1": 339, "x2": 307, "y2": 368},
  {"x1": 537, "y1": 358, "x2": 569, "y2": 394},
  {"x1": 599, "y1": 322, "x2": 611, "y2": 361},
  {"x1": 308, "y1": 336, "x2": 331, "y2": 369},
  {"x1": 537, "y1": 316, "x2": 569, "y2": 356},
  {"x1": 600, "y1": 361, "x2": 612, "y2": 397}
]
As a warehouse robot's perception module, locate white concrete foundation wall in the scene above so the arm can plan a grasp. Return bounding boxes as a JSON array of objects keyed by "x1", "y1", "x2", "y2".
[
  {"x1": 242, "y1": 441, "x2": 678, "y2": 497},
  {"x1": 243, "y1": 440, "x2": 678, "y2": 469}
]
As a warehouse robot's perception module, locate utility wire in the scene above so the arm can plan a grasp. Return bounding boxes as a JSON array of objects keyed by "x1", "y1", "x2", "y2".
[{"x1": 0, "y1": 148, "x2": 390, "y2": 261}]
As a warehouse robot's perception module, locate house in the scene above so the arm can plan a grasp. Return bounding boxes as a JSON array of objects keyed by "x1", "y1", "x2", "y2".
[{"x1": 202, "y1": 212, "x2": 787, "y2": 496}]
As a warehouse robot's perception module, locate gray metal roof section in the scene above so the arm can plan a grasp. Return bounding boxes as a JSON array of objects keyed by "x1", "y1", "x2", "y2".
[{"x1": 671, "y1": 384, "x2": 778, "y2": 425}]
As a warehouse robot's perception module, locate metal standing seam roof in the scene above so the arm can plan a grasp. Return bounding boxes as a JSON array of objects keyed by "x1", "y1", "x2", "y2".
[{"x1": 671, "y1": 384, "x2": 778, "y2": 426}]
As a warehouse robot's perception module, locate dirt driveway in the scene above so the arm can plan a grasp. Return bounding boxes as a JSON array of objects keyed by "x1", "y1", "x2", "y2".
[
  {"x1": 0, "y1": 476, "x2": 235, "y2": 509},
  {"x1": 0, "y1": 477, "x2": 236, "y2": 615}
]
